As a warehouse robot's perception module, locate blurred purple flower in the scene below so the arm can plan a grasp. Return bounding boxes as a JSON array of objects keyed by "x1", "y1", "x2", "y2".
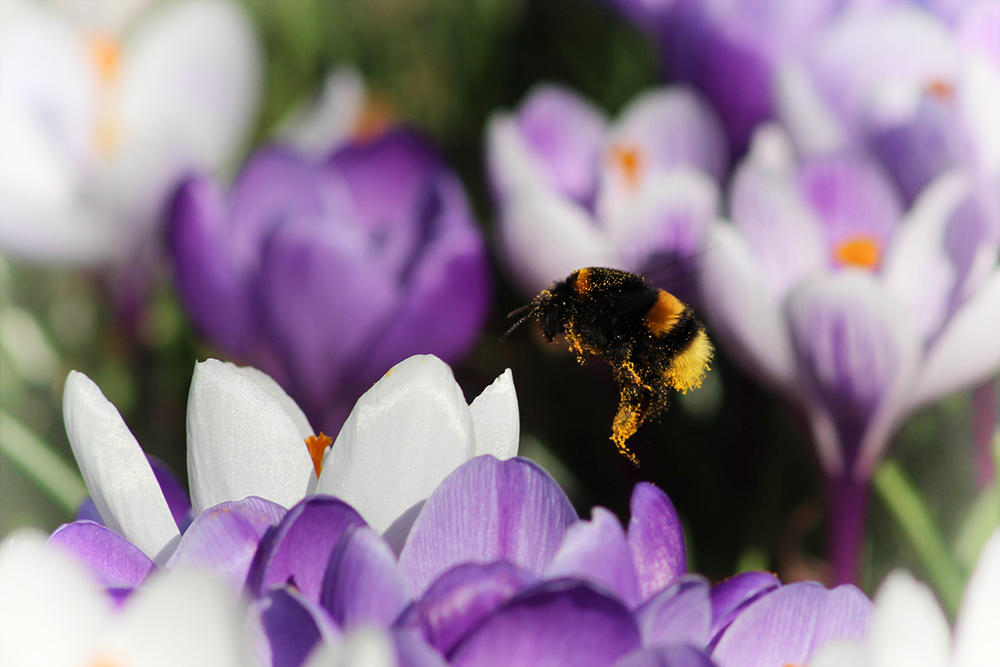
[
  {"x1": 487, "y1": 83, "x2": 726, "y2": 303},
  {"x1": 170, "y1": 130, "x2": 492, "y2": 434},
  {"x1": 700, "y1": 125, "x2": 1000, "y2": 583},
  {"x1": 606, "y1": 0, "x2": 845, "y2": 155}
]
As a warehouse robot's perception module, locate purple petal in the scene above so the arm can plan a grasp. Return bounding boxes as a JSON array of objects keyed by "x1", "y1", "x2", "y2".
[
  {"x1": 398, "y1": 456, "x2": 577, "y2": 595},
  {"x1": 253, "y1": 586, "x2": 339, "y2": 667},
  {"x1": 397, "y1": 562, "x2": 538, "y2": 656},
  {"x1": 710, "y1": 581, "x2": 873, "y2": 667},
  {"x1": 636, "y1": 575, "x2": 712, "y2": 649},
  {"x1": 246, "y1": 496, "x2": 367, "y2": 602},
  {"x1": 615, "y1": 645, "x2": 718, "y2": 667},
  {"x1": 516, "y1": 84, "x2": 609, "y2": 205},
  {"x1": 75, "y1": 498, "x2": 104, "y2": 525},
  {"x1": 320, "y1": 526, "x2": 410, "y2": 629},
  {"x1": 146, "y1": 455, "x2": 191, "y2": 530},
  {"x1": 166, "y1": 497, "x2": 286, "y2": 592},
  {"x1": 627, "y1": 482, "x2": 687, "y2": 604},
  {"x1": 169, "y1": 174, "x2": 253, "y2": 357},
  {"x1": 708, "y1": 572, "x2": 781, "y2": 646},
  {"x1": 796, "y1": 155, "x2": 903, "y2": 265},
  {"x1": 546, "y1": 507, "x2": 639, "y2": 608},
  {"x1": 47, "y1": 520, "x2": 154, "y2": 588},
  {"x1": 786, "y1": 272, "x2": 921, "y2": 476},
  {"x1": 450, "y1": 580, "x2": 641, "y2": 667}
]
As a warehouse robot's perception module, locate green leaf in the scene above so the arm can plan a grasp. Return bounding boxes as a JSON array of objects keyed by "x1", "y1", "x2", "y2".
[{"x1": 0, "y1": 411, "x2": 87, "y2": 515}]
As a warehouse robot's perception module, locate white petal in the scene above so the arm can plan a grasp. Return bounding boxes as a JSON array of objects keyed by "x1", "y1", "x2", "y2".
[
  {"x1": 700, "y1": 222, "x2": 798, "y2": 391},
  {"x1": 882, "y1": 171, "x2": 969, "y2": 342},
  {"x1": 484, "y1": 112, "x2": 550, "y2": 204},
  {"x1": 50, "y1": 0, "x2": 155, "y2": 36},
  {"x1": 276, "y1": 66, "x2": 366, "y2": 158},
  {"x1": 317, "y1": 355, "x2": 476, "y2": 533},
  {"x1": 499, "y1": 188, "x2": 616, "y2": 297},
  {"x1": 107, "y1": 569, "x2": 246, "y2": 667},
  {"x1": 0, "y1": 529, "x2": 111, "y2": 667},
  {"x1": 186, "y1": 359, "x2": 313, "y2": 514},
  {"x1": 304, "y1": 628, "x2": 397, "y2": 667},
  {"x1": 231, "y1": 364, "x2": 314, "y2": 440},
  {"x1": 63, "y1": 371, "x2": 179, "y2": 562},
  {"x1": 775, "y1": 58, "x2": 849, "y2": 157},
  {"x1": 117, "y1": 0, "x2": 262, "y2": 173},
  {"x1": 470, "y1": 368, "x2": 519, "y2": 459},
  {"x1": 809, "y1": 640, "x2": 867, "y2": 667},
  {"x1": 911, "y1": 267, "x2": 1000, "y2": 409},
  {"x1": 952, "y1": 530, "x2": 1000, "y2": 667},
  {"x1": 869, "y1": 570, "x2": 951, "y2": 667}
]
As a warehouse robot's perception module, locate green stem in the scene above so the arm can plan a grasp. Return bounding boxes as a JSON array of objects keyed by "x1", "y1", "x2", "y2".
[
  {"x1": 873, "y1": 458, "x2": 965, "y2": 615},
  {"x1": 0, "y1": 410, "x2": 86, "y2": 515}
]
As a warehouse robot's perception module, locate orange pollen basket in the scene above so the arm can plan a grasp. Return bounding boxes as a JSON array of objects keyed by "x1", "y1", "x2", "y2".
[
  {"x1": 305, "y1": 433, "x2": 333, "y2": 477},
  {"x1": 834, "y1": 235, "x2": 881, "y2": 269},
  {"x1": 610, "y1": 144, "x2": 643, "y2": 190}
]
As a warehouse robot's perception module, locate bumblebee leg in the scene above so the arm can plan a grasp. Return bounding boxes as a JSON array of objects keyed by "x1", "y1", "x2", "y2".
[{"x1": 610, "y1": 382, "x2": 649, "y2": 466}]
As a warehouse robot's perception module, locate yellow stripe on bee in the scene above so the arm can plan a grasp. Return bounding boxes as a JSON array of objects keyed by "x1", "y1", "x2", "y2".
[
  {"x1": 667, "y1": 330, "x2": 714, "y2": 393},
  {"x1": 573, "y1": 268, "x2": 592, "y2": 295},
  {"x1": 644, "y1": 290, "x2": 685, "y2": 336}
]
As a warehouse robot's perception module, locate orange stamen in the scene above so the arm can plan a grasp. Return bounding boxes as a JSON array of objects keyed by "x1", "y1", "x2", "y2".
[
  {"x1": 833, "y1": 235, "x2": 881, "y2": 269},
  {"x1": 610, "y1": 143, "x2": 644, "y2": 190},
  {"x1": 353, "y1": 94, "x2": 395, "y2": 143},
  {"x1": 926, "y1": 79, "x2": 954, "y2": 101},
  {"x1": 305, "y1": 433, "x2": 333, "y2": 477},
  {"x1": 88, "y1": 33, "x2": 121, "y2": 84}
]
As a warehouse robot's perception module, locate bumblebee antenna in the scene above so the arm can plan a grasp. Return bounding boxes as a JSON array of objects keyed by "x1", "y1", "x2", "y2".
[{"x1": 500, "y1": 303, "x2": 538, "y2": 341}]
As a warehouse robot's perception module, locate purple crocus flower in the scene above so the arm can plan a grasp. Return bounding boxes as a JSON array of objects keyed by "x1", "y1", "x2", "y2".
[
  {"x1": 606, "y1": 0, "x2": 845, "y2": 155},
  {"x1": 487, "y1": 83, "x2": 726, "y2": 303},
  {"x1": 170, "y1": 129, "x2": 492, "y2": 434},
  {"x1": 700, "y1": 124, "x2": 1000, "y2": 583}
]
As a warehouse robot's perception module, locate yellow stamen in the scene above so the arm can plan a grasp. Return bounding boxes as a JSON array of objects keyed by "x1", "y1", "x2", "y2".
[
  {"x1": 305, "y1": 433, "x2": 333, "y2": 477},
  {"x1": 609, "y1": 143, "x2": 644, "y2": 190},
  {"x1": 833, "y1": 235, "x2": 881, "y2": 269},
  {"x1": 88, "y1": 33, "x2": 121, "y2": 84},
  {"x1": 94, "y1": 118, "x2": 119, "y2": 156},
  {"x1": 926, "y1": 79, "x2": 954, "y2": 101}
]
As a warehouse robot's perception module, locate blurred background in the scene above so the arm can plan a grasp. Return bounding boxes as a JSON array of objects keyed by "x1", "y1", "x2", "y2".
[{"x1": 1, "y1": 0, "x2": 996, "y2": 608}]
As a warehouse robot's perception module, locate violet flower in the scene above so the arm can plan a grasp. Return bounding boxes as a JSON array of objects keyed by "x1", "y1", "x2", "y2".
[
  {"x1": 487, "y1": 83, "x2": 726, "y2": 303},
  {"x1": 170, "y1": 130, "x2": 492, "y2": 434},
  {"x1": 700, "y1": 125, "x2": 1000, "y2": 583},
  {"x1": 0, "y1": 0, "x2": 262, "y2": 266}
]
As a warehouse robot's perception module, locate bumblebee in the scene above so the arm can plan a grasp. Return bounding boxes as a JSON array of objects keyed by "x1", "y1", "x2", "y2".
[{"x1": 503, "y1": 267, "x2": 713, "y2": 464}]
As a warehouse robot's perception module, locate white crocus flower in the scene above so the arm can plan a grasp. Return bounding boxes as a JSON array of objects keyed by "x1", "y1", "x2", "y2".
[
  {"x1": 811, "y1": 529, "x2": 1000, "y2": 667},
  {"x1": 0, "y1": 529, "x2": 247, "y2": 667},
  {"x1": 63, "y1": 355, "x2": 518, "y2": 562},
  {"x1": 0, "y1": 0, "x2": 261, "y2": 265}
]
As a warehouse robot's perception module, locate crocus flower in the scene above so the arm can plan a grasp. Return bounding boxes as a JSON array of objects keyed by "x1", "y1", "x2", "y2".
[
  {"x1": 810, "y1": 528, "x2": 1000, "y2": 667},
  {"x1": 0, "y1": 0, "x2": 261, "y2": 265},
  {"x1": 62, "y1": 354, "x2": 517, "y2": 566},
  {"x1": 700, "y1": 124, "x2": 1000, "y2": 583},
  {"x1": 606, "y1": 0, "x2": 844, "y2": 155},
  {"x1": 0, "y1": 529, "x2": 248, "y2": 667},
  {"x1": 487, "y1": 83, "x2": 726, "y2": 303},
  {"x1": 170, "y1": 130, "x2": 492, "y2": 434}
]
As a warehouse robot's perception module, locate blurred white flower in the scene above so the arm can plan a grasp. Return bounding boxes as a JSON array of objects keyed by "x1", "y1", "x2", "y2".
[
  {"x1": 0, "y1": 0, "x2": 262, "y2": 265},
  {"x1": 276, "y1": 66, "x2": 367, "y2": 159}
]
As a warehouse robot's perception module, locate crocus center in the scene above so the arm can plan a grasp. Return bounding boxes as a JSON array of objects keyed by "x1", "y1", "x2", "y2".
[
  {"x1": 88, "y1": 33, "x2": 122, "y2": 157},
  {"x1": 353, "y1": 94, "x2": 395, "y2": 143},
  {"x1": 925, "y1": 79, "x2": 955, "y2": 101},
  {"x1": 610, "y1": 143, "x2": 644, "y2": 190},
  {"x1": 88, "y1": 33, "x2": 121, "y2": 84},
  {"x1": 305, "y1": 433, "x2": 333, "y2": 477},
  {"x1": 833, "y1": 235, "x2": 881, "y2": 269}
]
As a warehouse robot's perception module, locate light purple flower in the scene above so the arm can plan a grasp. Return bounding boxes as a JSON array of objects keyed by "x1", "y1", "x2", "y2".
[
  {"x1": 487, "y1": 83, "x2": 726, "y2": 302},
  {"x1": 170, "y1": 129, "x2": 492, "y2": 434},
  {"x1": 700, "y1": 125, "x2": 1000, "y2": 582}
]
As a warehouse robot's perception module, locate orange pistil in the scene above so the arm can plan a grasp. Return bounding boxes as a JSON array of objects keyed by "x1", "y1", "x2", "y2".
[
  {"x1": 926, "y1": 79, "x2": 955, "y2": 101},
  {"x1": 610, "y1": 143, "x2": 644, "y2": 191},
  {"x1": 353, "y1": 94, "x2": 395, "y2": 143},
  {"x1": 833, "y1": 235, "x2": 881, "y2": 269},
  {"x1": 305, "y1": 433, "x2": 333, "y2": 477}
]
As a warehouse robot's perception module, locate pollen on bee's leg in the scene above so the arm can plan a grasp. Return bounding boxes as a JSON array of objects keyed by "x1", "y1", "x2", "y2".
[
  {"x1": 305, "y1": 433, "x2": 333, "y2": 477},
  {"x1": 611, "y1": 399, "x2": 642, "y2": 466}
]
